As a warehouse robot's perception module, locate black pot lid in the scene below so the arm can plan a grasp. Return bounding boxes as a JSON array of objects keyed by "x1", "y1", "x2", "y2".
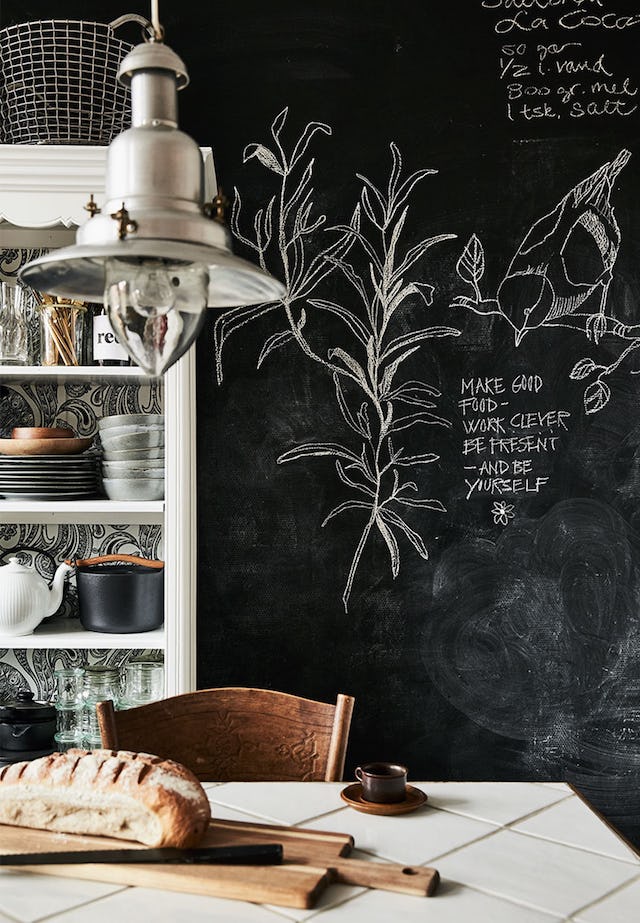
[{"x1": 0, "y1": 690, "x2": 55, "y2": 720}]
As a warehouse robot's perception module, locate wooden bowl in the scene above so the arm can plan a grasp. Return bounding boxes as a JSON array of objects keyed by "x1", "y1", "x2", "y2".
[
  {"x1": 11, "y1": 426, "x2": 74, "y2": 440},
  {"x1": 0, "y1": 437, "x2": 92, "y2": 456}
]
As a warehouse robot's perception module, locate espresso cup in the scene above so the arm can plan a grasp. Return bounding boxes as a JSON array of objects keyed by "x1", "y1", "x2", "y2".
[{"x1": 355, "y1": 761, "x2": 408, "y2": 803}]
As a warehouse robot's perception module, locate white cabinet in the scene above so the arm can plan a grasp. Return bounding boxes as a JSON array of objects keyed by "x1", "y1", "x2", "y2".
[
  {"x1": 0, "y1": 357, "x2": 197, "y2": 696},
  {"x1": 0, "y1": 144, "x2": 204, "y2": 698}
]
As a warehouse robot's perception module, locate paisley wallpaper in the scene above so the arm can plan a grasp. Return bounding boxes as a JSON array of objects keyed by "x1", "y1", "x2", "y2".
[{"x1": 0, "y1": 251, "x2": 164, "y2": 702}]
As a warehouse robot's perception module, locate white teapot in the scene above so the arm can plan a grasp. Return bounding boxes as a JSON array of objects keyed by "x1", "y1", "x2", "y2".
[{"x1": 0, "y1": 557, "x2": 73, "y2": 636}]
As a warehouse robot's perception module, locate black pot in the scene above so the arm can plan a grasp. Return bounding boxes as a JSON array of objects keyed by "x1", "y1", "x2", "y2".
[
  {"x1": 0, "y1": 690, "x2": 56, "y2": 752},
  {"x1": 70, "y1": 554, "x2": 164, "y2": 633},
  {"x1": 0, "y1": 746, "x2": 57, "y2": 766}
]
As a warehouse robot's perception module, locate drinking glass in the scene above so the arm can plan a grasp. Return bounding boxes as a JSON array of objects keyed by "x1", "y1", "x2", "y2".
[
  {"x1": 0, "y1": 281, "x2": 29, "y2": 364},
  {"x1": 53, "y1": 667, "x2": 85, "y2": 750}
]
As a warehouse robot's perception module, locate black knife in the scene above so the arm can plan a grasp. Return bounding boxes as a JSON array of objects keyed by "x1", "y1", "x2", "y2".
[{"x1": 0, "y1": 843, "x2": 283, "y2": 866}]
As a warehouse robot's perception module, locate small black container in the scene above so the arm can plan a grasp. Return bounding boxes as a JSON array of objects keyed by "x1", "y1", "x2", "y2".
[
  {"x1": 0, "y1": 690, "x2": 56, "y2": 752},
  {"x1": 70, "y1": 554, "x2": 164, "y2": 633}
]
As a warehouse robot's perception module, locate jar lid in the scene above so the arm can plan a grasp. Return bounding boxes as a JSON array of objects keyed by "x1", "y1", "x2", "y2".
[
  {"x1": 83, "y1": 666, "x2": 120, "y2": 688},
  {"x1": 84, "y1": 666, "x2": 120, "y2": 678},
  {"x1": 0, "y1": 690, "x2": 55, "y2": 720}
]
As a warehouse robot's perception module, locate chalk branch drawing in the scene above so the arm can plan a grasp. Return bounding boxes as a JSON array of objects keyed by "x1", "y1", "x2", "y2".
[
  {"x1": 452, "y1": 149, "x2": 638, "y2": 414},
  {"x1": 215, "y1": 109, "x2": 460, "y2": 610}
]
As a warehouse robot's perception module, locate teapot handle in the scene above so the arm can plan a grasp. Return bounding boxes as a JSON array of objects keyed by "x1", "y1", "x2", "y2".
[{"x1": 65, "y1": 554, "x2": 164, "y2": 569}]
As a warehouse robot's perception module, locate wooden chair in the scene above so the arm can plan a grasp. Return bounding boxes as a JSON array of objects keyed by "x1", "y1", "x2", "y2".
[{"x1": 97, "y1": 687, "x2": 355, "y2": 781}]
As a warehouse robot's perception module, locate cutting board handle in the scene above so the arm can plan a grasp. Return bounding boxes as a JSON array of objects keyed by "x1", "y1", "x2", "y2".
[{"x1": 330, "y1": 857, "x2": 439, "y2": 896}]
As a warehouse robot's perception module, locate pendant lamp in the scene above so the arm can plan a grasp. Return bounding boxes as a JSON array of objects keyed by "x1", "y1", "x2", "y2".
[{"x1": 19, "y1": 4, "x2": 285, "y2": 376}]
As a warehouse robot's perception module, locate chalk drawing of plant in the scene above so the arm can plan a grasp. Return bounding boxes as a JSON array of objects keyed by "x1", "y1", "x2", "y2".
[
  {"x1": 215, "y1": 108, "x2": 461, "y2": 610},
  {"x1": 451, "y1": 149, "x2": 640, "y2": 415}
]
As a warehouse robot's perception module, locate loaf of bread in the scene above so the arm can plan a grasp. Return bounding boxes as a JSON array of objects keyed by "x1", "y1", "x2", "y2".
[{"x1": 0, "y1": 749, "x2": 211, "y2": 848}]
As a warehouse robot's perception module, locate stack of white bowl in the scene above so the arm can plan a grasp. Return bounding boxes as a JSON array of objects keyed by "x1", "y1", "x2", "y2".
[{"x1": 98, "y1": 413, "x2": 164, "y2": 501}]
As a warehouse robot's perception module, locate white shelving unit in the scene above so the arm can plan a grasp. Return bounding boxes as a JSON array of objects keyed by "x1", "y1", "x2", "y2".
[
  {"x1": 0, "y1": 143, "x2": 205, "y2": 697},
  {"x1": 0, "y1": 500, "x2": 164, "y2": 525},
  {"x1": 0, "y1": 354, "x2": 197, "y2": 695},
  {"x1": 0, "y1": 365, "x2": 147, "y2": 381},
  {"x1": 12, "y1": 619, "x2": 165, "y2": 651}
]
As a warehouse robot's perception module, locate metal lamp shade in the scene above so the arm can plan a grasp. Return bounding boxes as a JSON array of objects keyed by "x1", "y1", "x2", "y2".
[
  {"x1": 18, "y1": 36, "x2": 285, "y2": 375},
  {"x1": 19, "y1": 239, "x2": 285, "y2": 309}
]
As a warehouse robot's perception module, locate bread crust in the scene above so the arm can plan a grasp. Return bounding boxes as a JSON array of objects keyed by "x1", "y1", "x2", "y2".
[{"x1": 0, "y1": 749, "x2": 211, "y2": 847}]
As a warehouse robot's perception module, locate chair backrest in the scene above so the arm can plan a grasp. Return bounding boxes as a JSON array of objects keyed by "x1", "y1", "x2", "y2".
[{"x1": 97, "y1": 687, "x2": 355, "y2": 781}]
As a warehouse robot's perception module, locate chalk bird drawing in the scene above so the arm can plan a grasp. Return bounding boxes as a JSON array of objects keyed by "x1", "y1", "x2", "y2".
[
  {"x1": 215, "y1": 108, "x2": 460, "y2": 610},
  {"x1": 501, "y1": 148, "x2": 630, "y2": 346},
  {"x1": 452, "y1": 149, "x2": 640, "y2": 414}
]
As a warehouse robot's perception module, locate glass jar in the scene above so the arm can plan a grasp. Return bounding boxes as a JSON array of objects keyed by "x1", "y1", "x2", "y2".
[
  {"x1": 119, "y1": 661, "x2": 164, "y2": 709},
  {"x1": 0, "y1": 280, "x2": 30, "y2": 364},
  {"x1": 82, "y1": 666, "x2": 121, "y2": 748},
  {"x1": 39, "y1": 295, "x2": 86, "y2": 366},
  {"x1": 53, "y1": 667, "x2": 85, "y2": 751}
]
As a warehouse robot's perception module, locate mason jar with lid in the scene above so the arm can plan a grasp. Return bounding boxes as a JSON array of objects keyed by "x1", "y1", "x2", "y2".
[
  {"x1": 82, "y1": 666, "x2": 121, "y2": 748},
  {"x1": 120, "y1": 661, "x2": 164, "y2": 709}
]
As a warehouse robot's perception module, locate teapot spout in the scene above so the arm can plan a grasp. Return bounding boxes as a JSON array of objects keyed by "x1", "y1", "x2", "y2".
[{"x1": 45, "y1": 562, "x2": 74, "y2": 618}]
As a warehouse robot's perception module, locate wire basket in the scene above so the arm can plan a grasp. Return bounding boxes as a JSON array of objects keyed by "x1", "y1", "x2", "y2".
[{"x1": 0, "y1": 15, "x2": 152, "y2": 145}]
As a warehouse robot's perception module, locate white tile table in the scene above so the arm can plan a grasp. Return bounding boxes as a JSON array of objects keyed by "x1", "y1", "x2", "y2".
[{"x1": 0, "y1": 782, "x2": 638, "y2": 922}]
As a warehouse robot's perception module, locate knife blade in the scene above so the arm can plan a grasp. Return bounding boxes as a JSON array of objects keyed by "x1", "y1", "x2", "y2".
[{"x1": 0, "y1": 843, "x2": 283, "y2": 866}]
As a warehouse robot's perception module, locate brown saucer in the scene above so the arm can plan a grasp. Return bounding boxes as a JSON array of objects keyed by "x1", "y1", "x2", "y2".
[{"x1": 340, "y1": 782, "x2": 428, "y2": 815}]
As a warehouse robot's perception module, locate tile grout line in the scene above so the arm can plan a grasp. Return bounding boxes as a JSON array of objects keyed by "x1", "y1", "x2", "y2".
[
  {"x1": 26, "y1": 885, "x2": 131, "y2": 923},
  {"x1": 500, "y1": 795, "x2": 640, "y2": 865},
  {"x1": 301, "y1": 886, "x2": 370, "y2": 922},
  {"x1": 421, "y1": 793, "x2": 572, "y2": 831},
  {"x1": 412, "y1": 823, "x2": 505, "y2": 864},
  {"x1": 259, "y1": 904, "x2": 313, "y2": 923},
  {"x1": 208, "y1": 801, "x2": 353, "y2": 827},
  {"x1": 0, "y1": 903, "x2": 23, "y2": 923},
  {"x1": 529, "y1": 782, "x2": 572, "y2": 791},
  {"x1": 430, "y1": 877, "x2": 569, "y2": 920},
  {"x1": 563, "y1": 870, "x2": 640, "y2": 921},
  {"x1": 426, "y1": 872, "x2": 568, "y2": 919},
  {"x1": 508, "y1": 823, "x2": 640, "y2": 866},
  {"x1": 500, "y1": 793, "x2": 575, "y2": 827}
]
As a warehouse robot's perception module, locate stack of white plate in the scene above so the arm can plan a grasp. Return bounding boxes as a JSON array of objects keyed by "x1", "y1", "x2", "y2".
[{"x1": 98, "y1": 413, "x2": 164, "y2": 501}]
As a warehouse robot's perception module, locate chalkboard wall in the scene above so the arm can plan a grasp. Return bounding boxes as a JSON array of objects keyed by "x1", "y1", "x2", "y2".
[{"x1": 4, "y1": 0, "x2": 640, "y2": 847}]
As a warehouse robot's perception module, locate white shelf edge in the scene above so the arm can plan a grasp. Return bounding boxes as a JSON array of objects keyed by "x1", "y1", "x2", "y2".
[
  {"x1": 0, "y1": 365, "x2": 156, "y2": 382},
  {"x1": 0, "y1": 143, "x2": 215, "y2": 230},
  {"x1": 0, "y1": 500, "x2": 164, "y2": 524},
  {"x1": 0, "y1": 619, "x2": 165, "y2": 650}
]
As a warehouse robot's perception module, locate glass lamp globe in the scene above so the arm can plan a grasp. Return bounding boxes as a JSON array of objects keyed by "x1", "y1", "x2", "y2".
[{"x1": 105, "y1": 258, "x2": 209, "y2": 376}]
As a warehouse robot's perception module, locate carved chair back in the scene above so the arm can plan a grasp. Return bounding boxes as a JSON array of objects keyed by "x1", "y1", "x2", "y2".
[{"x1": 97, "y1": 687, "x2": 355, "y2": 781}]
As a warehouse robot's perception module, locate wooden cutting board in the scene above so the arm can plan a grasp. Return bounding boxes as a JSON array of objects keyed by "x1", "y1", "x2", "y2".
[{"x1": 0, "y1": 818, "x2": 439, "y2": 908}]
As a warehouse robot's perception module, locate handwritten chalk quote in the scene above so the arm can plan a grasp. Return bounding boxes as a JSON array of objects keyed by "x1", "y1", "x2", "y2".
[
  {"x1": 460, "y1": 374, "x2": 571, "y2": 500},
  {"x1": 482, "y1": 0, "x2": 639, "y2": 122}
]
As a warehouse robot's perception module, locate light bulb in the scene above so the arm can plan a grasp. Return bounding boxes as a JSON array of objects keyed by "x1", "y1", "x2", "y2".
[
  {"x1": 132, "y1": 265, "x2": 176, "y2": 317},
  {"x1": 104, "y1": 258, "x2": 209, "y2": 376}
]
